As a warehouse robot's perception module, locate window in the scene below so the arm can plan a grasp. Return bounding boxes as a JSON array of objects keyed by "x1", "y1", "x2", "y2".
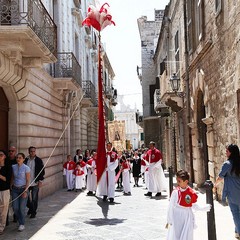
[
  {"x1": 215, "y1": 0, "x2": 222, "y2": 15},
  {"x1": 187, "y1": 0, "x2": 204, "y2": 52},
  {"x1": 73, "y1": 0, "x2": 81, "y2": 8},
  {"x1": 174, "y1": 31, "x2": 180, "y2": 75},
  {"x1": 159, "y1": 58, "x2": 166, "y2": 75},
  {"x1": 187, "y1": 0, "x2": 193, "y2": 52},
  {"x1": 195, "y1": 0, "x2": 203, "y2": 43}
]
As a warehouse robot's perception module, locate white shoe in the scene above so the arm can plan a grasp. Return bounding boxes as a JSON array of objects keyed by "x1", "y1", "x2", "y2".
[
  {"x1": 18, "y1": 225, "x2": 25, "y2": 231},
  {"x1": 235, "y1": 233, "x2": 239, "y2": 239}
]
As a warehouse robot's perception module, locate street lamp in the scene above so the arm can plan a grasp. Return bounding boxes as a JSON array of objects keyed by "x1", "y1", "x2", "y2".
[
  {"x1": 169, "y1": 73, "x2": 185, "y2": 97},
  {"x1": 169, "y1": 74, "x2": 184, "y2": 173},
  {"x1": 170, "y1": 73, "x2": 180, "y2": 92}
]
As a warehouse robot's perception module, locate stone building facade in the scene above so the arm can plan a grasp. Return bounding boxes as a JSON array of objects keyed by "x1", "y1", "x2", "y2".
[
  {"x1": 114, "y1": 96, "x2": 143, "y2": 150},
  {"x1": 140, "y1": 0, "x2": 240, "y2": 196},
  {"x1": 137, "y1": 10, "x2": 165, "y2": 148},
  {"x1": 0, "y1": 0, "x2": 116, "y2": 198}
]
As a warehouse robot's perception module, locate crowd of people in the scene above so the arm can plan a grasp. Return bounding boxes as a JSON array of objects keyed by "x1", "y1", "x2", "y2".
[
  {"x1": 63, "y1": 142, "x2": 240, "y2": 240},
  {"x1": 63, "y1": 141, "x2": 168, "y2": 203},
  {"x1": 0, "y1": 146, "x2": 45, "y2": 234}
]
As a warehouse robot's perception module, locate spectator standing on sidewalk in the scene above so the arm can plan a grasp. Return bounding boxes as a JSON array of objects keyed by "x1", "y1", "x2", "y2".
[
  {"x1": 144, "y1": 141, "x2": 167, "y2": 197},
  {"x1": 7, "y1": 146, "x2": 17, "y2": 165},
  {"x1": 214, "y1": 144, "x2": 240, "y2": 239},
  {"x1": 6, "y1": 146, "x2": 17, "y2": 224},
  {"x1": 11, "y1": 153, "x2": 30, "y2": 232},
  {"x1": 166, "y1": 170, "x2": 211, "y2": 240},
  {"x1": 0, "y1": 150, "x2": 12, "y2": 235},
  {"x1": 24, "y1": 146, "x2": 45, "y2": 219}
]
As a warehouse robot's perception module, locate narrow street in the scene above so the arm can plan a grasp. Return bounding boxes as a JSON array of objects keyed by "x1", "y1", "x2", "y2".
[
  {"x1": 3, "y1": 174, "x2": 235, "y2": 240},
  {"x1": 4, "y1": 177, "x2": 169, "y2": 240}
]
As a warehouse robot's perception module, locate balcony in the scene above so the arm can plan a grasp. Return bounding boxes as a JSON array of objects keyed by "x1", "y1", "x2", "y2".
[
  {"x1": 82, "y1": 80, "x2": 97, "y2": 107},
  {"x1": 104, "y1": 86, "x2": 114, "y2": 99},
  {"x1": 159, "y1": 70, "x2": 183, "y2": 112},
  {"x1": 52, "y1": 52, "x2": 82, "y2": 90},
  {"x1": 154, "y1": 89, "x2": 170, "y2": 117},
  {"x1": 0, "y1": 0, "x2": 57, "y2": 64}
]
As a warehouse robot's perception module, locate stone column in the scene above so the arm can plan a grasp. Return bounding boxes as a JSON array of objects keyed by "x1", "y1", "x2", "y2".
[
  {"x1": 188, "y1": 122, "x2": 198, "y2": 184},
  {"x1": 202, "y1": 117, "x2": 215, "y2": 181}
]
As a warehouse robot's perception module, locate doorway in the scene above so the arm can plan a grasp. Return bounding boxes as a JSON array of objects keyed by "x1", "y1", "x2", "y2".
[
  {"x1": 0, "y1": 87, "x2": 9, "y2": 151},
  {"x1": 197, "y1": 90, "x2": 209, "y2": 182}
]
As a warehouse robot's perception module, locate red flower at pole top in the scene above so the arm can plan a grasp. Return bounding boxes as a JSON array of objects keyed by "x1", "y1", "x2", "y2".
[{"x1": 82, "y1": 3, "x2": 115, "y2": 32}]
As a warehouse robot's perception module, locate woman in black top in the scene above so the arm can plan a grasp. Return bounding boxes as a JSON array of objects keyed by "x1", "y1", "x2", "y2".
[
  {"x1": 83, "y1": 149, "x2": 91, "y2": 163},
  {"x1": 0, "y1": 150, "x2": 12, "y2": 234},
  {"x1": 131, "y1": 151, "x2": 141, "y2": 187}
]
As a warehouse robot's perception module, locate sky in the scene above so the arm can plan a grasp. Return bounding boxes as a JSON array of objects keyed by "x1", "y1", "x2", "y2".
[{"x1": 98, "y1": 0, "x2": 170, "y2": 112}]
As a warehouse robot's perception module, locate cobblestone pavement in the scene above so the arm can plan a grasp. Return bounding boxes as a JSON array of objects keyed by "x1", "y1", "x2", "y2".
[{"x1": 3, "y1": 176, "x2": 235, "y2": 240}]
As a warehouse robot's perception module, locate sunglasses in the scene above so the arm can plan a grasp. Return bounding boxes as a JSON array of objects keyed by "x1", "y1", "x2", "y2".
[{"x1": 8, "y1": 150, "x2": 15, "y2": 152}]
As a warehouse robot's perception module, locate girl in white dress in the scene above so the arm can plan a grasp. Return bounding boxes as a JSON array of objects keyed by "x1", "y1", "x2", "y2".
[
  {"x1": 121, "y1": 155, "x2": 131, "y2": 195},
  {"x1": 74, "y1": 163, "x2": 85, "y2": 192},
  {"x1": 166, "y1": 170, "x2": 211, "y2": 240}
]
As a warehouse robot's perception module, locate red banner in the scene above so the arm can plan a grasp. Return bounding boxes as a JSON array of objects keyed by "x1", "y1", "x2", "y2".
[
  {"x1": 96, "y1": 37, "x2": 107, "y2": 183},
  {"x1": 82, "y1": 3, "x2": 115, "y2": 184}
]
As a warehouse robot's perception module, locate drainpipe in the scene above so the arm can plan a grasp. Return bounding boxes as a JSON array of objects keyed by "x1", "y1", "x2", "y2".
[{"x1": 183, "y1": 0, "x2": 194, "y2": 182}]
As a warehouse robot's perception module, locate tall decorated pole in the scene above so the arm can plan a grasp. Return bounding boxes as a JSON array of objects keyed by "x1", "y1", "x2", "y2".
[
  {"x1": 96, "y1": 32, "x2": 106, "y2": 184},
  {"x1": 82, "y1": 3, "x2": 115, "y2": 183}
]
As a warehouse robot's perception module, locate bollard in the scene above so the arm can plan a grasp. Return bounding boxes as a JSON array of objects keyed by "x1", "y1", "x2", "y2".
[
  {"x1": 203, "y1": 180, "x2": 217, "y2": 240},
  {"x1": 168, "y1": 166, "x2": 173, "y2": 197}
]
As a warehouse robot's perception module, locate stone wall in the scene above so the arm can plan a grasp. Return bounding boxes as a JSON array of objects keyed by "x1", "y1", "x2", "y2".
[
  {"x1": 151, "y1": 0, "x2": 240, "y2": 190},
  {"x1": 189, "y1": 1, "x2": 240, "y2": 187},
  {"x1": 138, "y1": 16, "x2": 162, "y2": 117}
]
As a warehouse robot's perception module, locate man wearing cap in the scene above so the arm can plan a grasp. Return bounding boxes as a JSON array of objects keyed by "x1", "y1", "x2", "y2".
[{"x1": 144, "y1": 141, "x2": 167, "y2": 197}]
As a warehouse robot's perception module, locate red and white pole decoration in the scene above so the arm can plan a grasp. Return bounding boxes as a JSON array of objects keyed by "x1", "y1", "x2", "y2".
[{"x1": 82, "y1": 3, "x2": 115, "y2": 183}]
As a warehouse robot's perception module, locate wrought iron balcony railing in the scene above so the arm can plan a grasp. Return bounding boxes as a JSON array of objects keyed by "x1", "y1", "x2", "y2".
[
  {"x1": 82, "y1": 80, "x2": 97, "y2": 106},
  {"x1": 0, "y1": 0, "x2": 57, "y2": 57},
  {"x1": 52, "y1": 52, "x2": 82, "y2": 87}
]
